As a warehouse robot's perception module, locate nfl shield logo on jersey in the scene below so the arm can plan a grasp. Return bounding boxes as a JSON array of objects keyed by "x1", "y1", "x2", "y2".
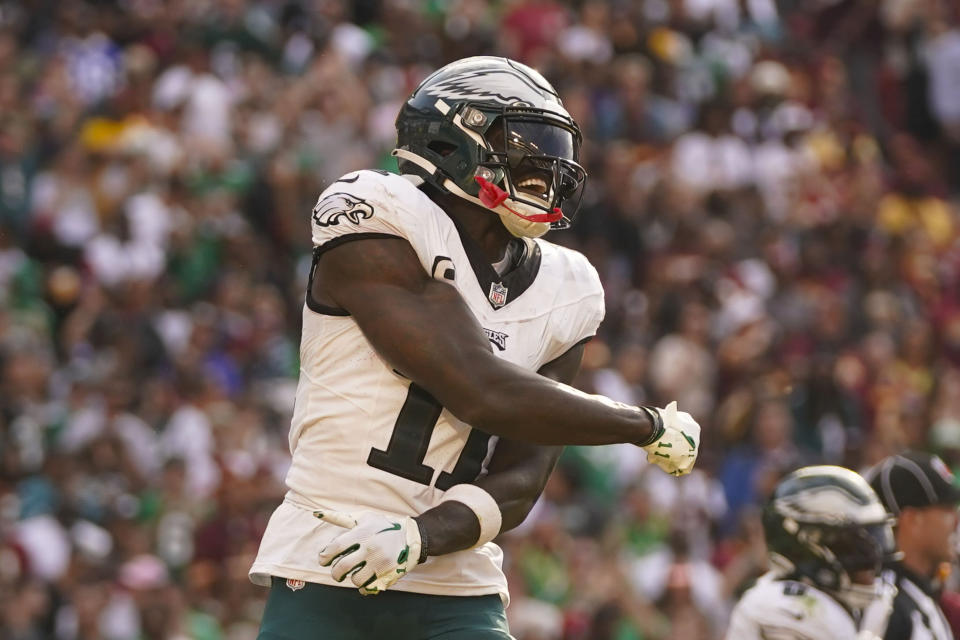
[
  {"x1": 489, "y1": 282, "x2": 508, "y2": 308},
  {"x1": 285, "y1": 578, "x2": 306, "y2": 592}
]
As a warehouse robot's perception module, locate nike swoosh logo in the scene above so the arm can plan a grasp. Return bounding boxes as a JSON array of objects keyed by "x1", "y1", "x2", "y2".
[{"x1": 378, "y1": 522, "x2": 402, "y2": 534}]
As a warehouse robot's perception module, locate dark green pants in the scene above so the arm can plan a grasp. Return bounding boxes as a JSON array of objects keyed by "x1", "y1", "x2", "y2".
[{"x1": 258, "y1": 578, "x2": 512, "y2": 640}]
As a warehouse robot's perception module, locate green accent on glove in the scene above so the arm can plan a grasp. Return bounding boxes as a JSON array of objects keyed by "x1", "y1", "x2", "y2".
[
  {"x1": 682, "y1": 432, "x2": 696, "y2": 449},
  {"x1": 378, "y1": 522, "x2": 402, "y2": 534},
  {"x1": 334, "y1": 561, "x2": 366, "y2": 582},
  {"x1": 654, "y1": 452, "x2": 670, "y2": 459},
  {"x1": 320, "y1": 543, "x2": 360, "y2": 567},
  {"x1": 657, "y1": 442, "x2": 673, "y2": 448},
  {"x1": 397, "y1": 546, "x2": 409, "y2": 564}
]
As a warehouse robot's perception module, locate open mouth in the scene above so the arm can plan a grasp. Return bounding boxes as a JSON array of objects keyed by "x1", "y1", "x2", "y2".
[{"x1": 514, "y1": 173, "x2": 551, "y2": 200}]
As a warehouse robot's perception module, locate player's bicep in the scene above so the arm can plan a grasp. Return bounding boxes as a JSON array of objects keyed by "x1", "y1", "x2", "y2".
[{"x1": 313, "y1": 236, "x2": 497, "y2": 416}]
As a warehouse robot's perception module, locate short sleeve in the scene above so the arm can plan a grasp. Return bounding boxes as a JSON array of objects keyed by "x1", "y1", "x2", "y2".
[
  {"x1": 541, "y1": 251, "x2": 605, "y2": 364},
  {"x1": 564, "y1": 251, "x2": 605, "y2": 344},
  {"x1": 560, "y1": 290, "x2": 604, "y2": 349},
  {"x1": 572, "y1": 282, "x2": 605, "y2": 344},
  {"x1": 310, "y1": 171, "x2": 412, "y2": 252}
]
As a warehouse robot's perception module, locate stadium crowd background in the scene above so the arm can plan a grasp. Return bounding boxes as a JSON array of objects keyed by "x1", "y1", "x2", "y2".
[{"x1": 2, "y1": 0, "x2": 960, "y2": 638}]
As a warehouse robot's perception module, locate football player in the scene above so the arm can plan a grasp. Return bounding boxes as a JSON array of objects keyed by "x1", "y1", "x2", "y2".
[
  {"x1": 250, "y1": 56, "x2": 701, "y2": 639},
  {"x1": 727, "y1": 466, "x2": 900, "y2": 640}
]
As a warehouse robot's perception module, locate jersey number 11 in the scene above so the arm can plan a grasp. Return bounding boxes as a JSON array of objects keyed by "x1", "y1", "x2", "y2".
[{"x1": 367, "y1": 383, "x2": 493, "y2": 490}]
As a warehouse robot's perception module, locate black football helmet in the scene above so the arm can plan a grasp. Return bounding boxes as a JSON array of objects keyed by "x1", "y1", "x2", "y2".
[
  {"x1": 393, "y1": 56, "x2": 587, "y2": 238},
  {"x1": 762, "y1": 465, "x2": 900, "y2": 610}
]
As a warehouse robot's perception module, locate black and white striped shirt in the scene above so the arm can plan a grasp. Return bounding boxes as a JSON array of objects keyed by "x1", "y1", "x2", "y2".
[{"x1": 883, "y1": 565, "x2": 954, "y2": 640}]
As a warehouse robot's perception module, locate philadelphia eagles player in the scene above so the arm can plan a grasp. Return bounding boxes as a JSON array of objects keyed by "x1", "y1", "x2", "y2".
[
  {"x1": 727, "y1": 466, "x2": 900, "y2": 640},
  {"x1": 251, "y1": 56, "x2": 701, "y2": 639}
]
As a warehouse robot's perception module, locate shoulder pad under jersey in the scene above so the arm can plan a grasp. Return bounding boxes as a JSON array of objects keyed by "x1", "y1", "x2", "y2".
[
  {"x1": 310, "y1": 170, "x2": 431, "y2": 249},
  {"x1": 727, "y1": 575, "x2": 858, "y2": 640},
  {"x1": 535, "y1": 240, "x2": 605, "y2": 358}
]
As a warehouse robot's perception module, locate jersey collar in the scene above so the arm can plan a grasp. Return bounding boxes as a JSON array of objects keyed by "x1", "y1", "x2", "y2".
[{"x1": 444, "y1": 211, "x2": 542, "y2": 310}]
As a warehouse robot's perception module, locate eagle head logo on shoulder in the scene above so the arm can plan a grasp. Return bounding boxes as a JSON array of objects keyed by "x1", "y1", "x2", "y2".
[{"x1": 312, "y1": 192, "x2": 375, "y2": 227}]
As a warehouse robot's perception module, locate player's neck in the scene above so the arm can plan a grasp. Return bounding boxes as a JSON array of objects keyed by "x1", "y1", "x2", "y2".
[
  {"x1": 426, "y1": 187, "x2": 513, "y2": 263},
  {"x1": 451, "y1": 209, "x2": 514, "y2": 263}
]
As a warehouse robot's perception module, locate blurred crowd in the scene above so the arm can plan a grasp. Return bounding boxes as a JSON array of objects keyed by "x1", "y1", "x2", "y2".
[{"x1": 2, "y1": 0, "x2": 960, "y2": 638}]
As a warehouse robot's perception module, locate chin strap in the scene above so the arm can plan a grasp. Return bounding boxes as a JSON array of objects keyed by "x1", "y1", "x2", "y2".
[{"x1": 474, "y1": 176, "x2": 562, "y2": 223}]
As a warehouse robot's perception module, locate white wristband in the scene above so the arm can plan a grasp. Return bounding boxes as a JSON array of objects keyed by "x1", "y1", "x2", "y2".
[{"x1": 441, "y1": 484, "x2": 502, "y2": 548}]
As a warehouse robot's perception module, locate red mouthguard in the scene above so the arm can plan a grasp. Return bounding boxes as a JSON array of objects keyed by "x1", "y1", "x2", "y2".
[{"x1": 474, "y1": 176, "x2": 562, "y2": 223}]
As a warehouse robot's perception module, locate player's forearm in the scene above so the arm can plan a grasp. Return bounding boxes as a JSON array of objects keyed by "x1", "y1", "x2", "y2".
[
  {"x1": 454, "y1": 373, "x2": 658, "y2": 446},
  {"x1": 414, "y1": 448, "x2": 557, "y2": 557},
  {"x1": 413, "y1": 489, "x2": 539, "y2": 558},
  {"x1": 413, "y1": 501, "x2": 480, "y2": 558},
  {"x1": 476, "y1": 444, "x2": 560, "y2": 532}
]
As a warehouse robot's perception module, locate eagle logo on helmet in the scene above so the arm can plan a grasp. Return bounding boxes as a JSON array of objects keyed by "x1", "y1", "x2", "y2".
[
  {"x1": 423, "y1": 69, "x2": 557, "y2": 107},
  {"x1": 312, "y1": 193, "x2": 375, "y2": 227}
]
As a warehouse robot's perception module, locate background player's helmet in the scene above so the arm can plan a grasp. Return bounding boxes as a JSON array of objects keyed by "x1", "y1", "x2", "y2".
[
  {"x1": 762, "y1": 466, "x2": 900, "y2": 611},
  {"x1": 393, "y1": 56, "x2": 587, "y2": 238}
]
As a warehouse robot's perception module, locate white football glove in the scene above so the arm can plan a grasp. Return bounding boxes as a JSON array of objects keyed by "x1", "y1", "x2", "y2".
[
  {"x1": 315, "y1": 510, "x2": 423, "y2": 596},
  {"x1": 640, "y1": 401, "x2": 701, "y2": 476}
]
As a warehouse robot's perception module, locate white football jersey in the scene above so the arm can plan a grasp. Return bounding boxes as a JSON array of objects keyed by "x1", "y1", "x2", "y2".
[
  {"x1": 249, "y1": 170, "x2": 604, "y2": 603},
  {"x1": 727, "y1": 573, "x2": 896, "y2": 640}
]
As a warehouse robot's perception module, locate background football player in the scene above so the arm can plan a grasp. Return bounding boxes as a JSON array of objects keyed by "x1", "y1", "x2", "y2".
[
  {"x1": 727, "y1": 466, "x2": 899, "y2": 640},
  {"x1": 249, "y1": 56, "x2": 701, "y2": 639}
]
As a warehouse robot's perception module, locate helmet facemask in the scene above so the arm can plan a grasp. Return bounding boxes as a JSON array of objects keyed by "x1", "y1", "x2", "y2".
[
  {"x1": 765, "y1": 506, "x2": 900, "y2": 611},
  {"x1": 394, "y1": 99, "x2": 587, "y2": 238},
  {"x1": 472, "y1": 108, "x2": 587, "y2": 237},
  {"x1": 797, "y1": 519, "x2": 896, "y2": 610}
]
